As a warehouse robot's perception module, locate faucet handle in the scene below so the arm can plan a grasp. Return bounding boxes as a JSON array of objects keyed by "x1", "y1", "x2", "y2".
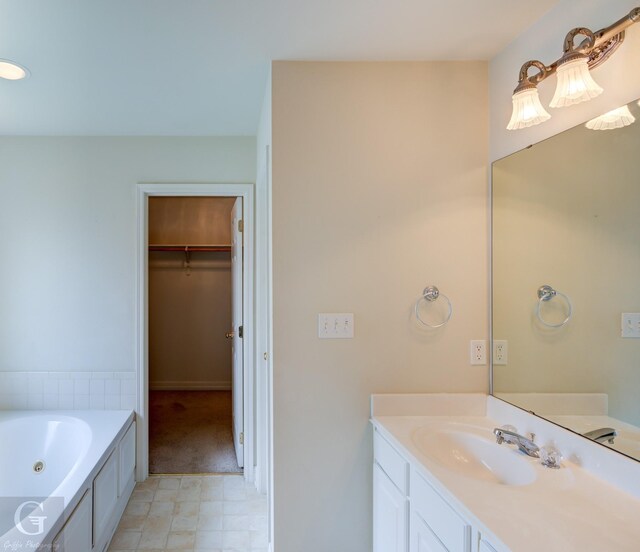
[
  {"x1": 539, "y1": 445, "x2": 563, "y2": 469},
  {"x1": 501, "y1": 424, "x2": 518, "y2": 433}
]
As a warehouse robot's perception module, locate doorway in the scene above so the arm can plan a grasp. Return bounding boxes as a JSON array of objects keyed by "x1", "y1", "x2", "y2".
[
  {"x1": 136, "y1": 183, "x2": 255, "y2": 482},
  {"x1": 147, "y1": 196, "x2": 243, "y2": 474}
]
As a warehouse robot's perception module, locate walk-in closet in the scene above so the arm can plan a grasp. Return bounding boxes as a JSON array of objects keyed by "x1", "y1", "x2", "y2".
[{"x1": 148, "y1": 196, "x2": 243, "y2": 474}]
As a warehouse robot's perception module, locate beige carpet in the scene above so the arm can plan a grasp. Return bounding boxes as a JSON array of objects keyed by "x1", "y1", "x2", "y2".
[{"x1": 149, "y1": 390, "x2": 242, "y2": 474}]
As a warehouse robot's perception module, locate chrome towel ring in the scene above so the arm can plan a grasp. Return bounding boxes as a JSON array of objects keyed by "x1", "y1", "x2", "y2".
[
  {"x1": 415, "y1": 286, "x2": 453, "y2": 328},
  {"x1": 536, "y1": 285, "x2": 572, "y2": 328}
]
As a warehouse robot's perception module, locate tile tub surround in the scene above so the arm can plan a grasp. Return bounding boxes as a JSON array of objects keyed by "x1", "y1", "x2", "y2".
[
  {"x1": 0, "y1": 371, "x2": 136, "y2": 410},
  {"x1": 109, "y1": 474, "x2": 268, "y2": 551}
]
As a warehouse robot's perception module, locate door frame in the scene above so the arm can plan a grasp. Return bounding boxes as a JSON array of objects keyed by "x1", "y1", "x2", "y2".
[{"x1": 136, "y1": 182, "x2": 255, "y2": 482}]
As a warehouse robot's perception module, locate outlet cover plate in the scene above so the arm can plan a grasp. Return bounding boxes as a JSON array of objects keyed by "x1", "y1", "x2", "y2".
[
  {"x1": 622, "y1": 313, "x2": 640, "y2": 338},
  {"x1": 318, "y1": 313, "x2": 354, "y2": 339},
  {"x1": 493, "y1": 340, "x2": 508, "y2": 365},
  {"x1": 470, "y1": 340, "x2": 486, "y2": 365}
]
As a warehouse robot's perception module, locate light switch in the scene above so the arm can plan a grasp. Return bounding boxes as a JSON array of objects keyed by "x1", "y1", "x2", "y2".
[
  {"x1": 621, "y1": 313, "x2": 640, "y2": 338},
  {"x1": 318, "y1": 313, "x2": 354, "y2": 339}
]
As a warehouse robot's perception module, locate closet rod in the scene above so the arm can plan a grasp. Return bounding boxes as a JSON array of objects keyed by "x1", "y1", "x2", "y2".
[{"x1": 148, "y1": 245, "x2": 231, "y2": 252}]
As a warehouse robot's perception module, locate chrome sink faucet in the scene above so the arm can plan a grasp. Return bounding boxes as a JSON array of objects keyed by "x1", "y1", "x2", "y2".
[
  {"x1": 493, "y1": 427, "x2": 540, "y2": 457},
  {"x1": 494, "y1": 426, "x2": 563, "y2": 468},
  {"x1": 582, "y1": 427, "x2": 617, "y2": 444}
]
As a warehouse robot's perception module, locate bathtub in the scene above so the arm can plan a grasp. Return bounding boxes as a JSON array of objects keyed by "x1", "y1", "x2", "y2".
[{"x1": 0, "y1": 410, "x2": 135, "y2": 551}]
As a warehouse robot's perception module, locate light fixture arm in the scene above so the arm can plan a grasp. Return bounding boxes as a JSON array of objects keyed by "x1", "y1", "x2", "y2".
[
  {"x1": 514, "y1": 60, "x2": 548, "y2": 93},
  {"x1": 512, "y1": 7, "x2": 640, "y2": 95},
  {"x1": 594, "y1": 7, "x2": 640, "y2": 45},
  {"x1": 563, "y1": 27, "x2": 596, "y2": 55}
]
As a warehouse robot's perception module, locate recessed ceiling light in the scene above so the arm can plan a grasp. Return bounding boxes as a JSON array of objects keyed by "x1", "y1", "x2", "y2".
[{"x1": 0, "y1": 59, "x2": 29, "y2": 80}]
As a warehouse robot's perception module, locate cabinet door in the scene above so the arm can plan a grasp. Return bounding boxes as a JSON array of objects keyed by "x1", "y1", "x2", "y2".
[
  {"x1": 93, "y1": 450, "x2": 118, "y2": 545},
  {"x1": 373, "y1": 463, "x2": 408, "y2": 552},
  {"x1": 412, "y1": 471, "x2": 471, "y2": 551},
  {"x1": 410, "y1": 511, "x2": 447, "y2": 552},
  {"x1": 52, "y1": 490, "x2": 92, "y2": 552},
  {"x1": 119, "y1": 421, "x2": 136, "y2": 496},
  {"x1": 479, "y1": 539, "x2": 499, "y2": 552}
]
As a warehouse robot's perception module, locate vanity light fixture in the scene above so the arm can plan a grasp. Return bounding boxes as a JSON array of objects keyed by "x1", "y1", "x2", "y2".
[
  {"x1": 0, "y1": 59, "x2": 29, "y2": 80},
  {"x1": 507, "y1": 7, "x2": 640, "y2": 130},
  {"x1": 586, "y1": 105, "x2": 635, "y2": 130}
]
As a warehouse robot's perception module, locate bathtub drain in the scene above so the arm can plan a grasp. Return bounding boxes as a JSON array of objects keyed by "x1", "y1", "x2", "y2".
[{"x1": 33, "y1": 461, "x2": 45, "y2": 473}]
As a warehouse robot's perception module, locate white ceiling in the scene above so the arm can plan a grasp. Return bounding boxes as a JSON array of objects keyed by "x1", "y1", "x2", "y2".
[{"x1": 0, "y1": 0, "x2": 560, "y2": 135}]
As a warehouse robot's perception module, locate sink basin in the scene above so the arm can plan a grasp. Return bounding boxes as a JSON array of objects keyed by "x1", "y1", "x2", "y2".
[{"x1": 412, "y1": 425, "x2": 537, "y2": 486}]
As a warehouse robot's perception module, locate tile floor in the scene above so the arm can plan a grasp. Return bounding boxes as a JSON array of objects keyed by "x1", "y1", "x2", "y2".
[{"x1": 108, "y1": 474, "x2": 268, "y2": 551}]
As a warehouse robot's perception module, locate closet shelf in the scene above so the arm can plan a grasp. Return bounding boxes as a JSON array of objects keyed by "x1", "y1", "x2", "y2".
[{"x1": 148, "y1": 244, "x2": 231, "y2": 252}]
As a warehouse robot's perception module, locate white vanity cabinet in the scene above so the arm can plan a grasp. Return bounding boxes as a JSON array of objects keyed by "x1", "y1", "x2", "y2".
[
  {"x1": 411, "y1": 469, "x2": 472, "y2": 552},
  {"x1": 373, "y1": 428, "x2": 409, "y2": 552},
  {"x1": 373, "y1": 463, "x2": 408, "y2": 552},
  {"x1": 410, "y1": 510, "x2": 447, "y2": 552},
  {"x1": 374, "y1": 427, "x2": 502, "y2": 552},
  {"x1": 479, "y1": 540, "x2": 499, "y2": 552}
]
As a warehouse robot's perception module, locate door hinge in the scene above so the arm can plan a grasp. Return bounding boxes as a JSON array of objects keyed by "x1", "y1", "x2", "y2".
[
  {"x1": 239, "y1": 325, "x2": 243, "y2": 338},
  {"x1": 238, "y1": 219, "x2": 244, "y2": 232},
  {"x1": 240, "y1": 432, "x2": 244, "y2": 445}
]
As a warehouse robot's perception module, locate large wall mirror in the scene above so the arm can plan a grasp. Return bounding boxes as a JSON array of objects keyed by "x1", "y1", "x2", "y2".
[{"x1": 492, "y1": 97, "x2": 640, "y2": 462}]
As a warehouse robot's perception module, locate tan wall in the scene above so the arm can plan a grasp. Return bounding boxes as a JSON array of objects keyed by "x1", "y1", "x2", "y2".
[
  {"x1": 149, "y1": 198, "x2": 234, "y2": 389},
  {"x1": 271, "y1": 61, "x2": 489, "y2": 552}
]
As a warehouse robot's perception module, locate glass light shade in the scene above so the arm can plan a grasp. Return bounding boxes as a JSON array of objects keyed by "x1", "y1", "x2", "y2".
[
  {"x1": 506, "y1": 87, "x2": 551, "y2": 130},
  {"x1": 0, "y1": 60, "x2": 28, "y2": 80},
  {"x1": 550, "y1": 56, "x2": 603, "y2": 108},
  {"x1": 586, "y1": 105, "x2": 635, "y2": 130}
]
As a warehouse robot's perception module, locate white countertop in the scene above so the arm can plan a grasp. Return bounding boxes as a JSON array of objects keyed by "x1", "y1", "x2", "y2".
[
  {"x1": 372, "y1": 395, "x2": 640, "y2": 552},
  {"x1": 546, "y1": 414, "x2": 640, "y2": 459}
]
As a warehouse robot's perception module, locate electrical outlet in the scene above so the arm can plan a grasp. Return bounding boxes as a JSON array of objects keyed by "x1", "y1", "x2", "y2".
[
  {"x1": 493, "y1": 340, "x2": 508, "y2": 365},
  {"x1": 470, "y1": 340, "x2": 486, "y2": 365},
  {"x1": 318, "y1": 313, "x2": 354, "y2": 339},
  {"x1": 621, "y1": 313, "x2": 640, "y2": 338}
]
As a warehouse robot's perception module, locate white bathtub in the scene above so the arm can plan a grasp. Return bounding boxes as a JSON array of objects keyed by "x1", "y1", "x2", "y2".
[{"x1": 0, "y1": 410, "x2": 135, "y2": 551}]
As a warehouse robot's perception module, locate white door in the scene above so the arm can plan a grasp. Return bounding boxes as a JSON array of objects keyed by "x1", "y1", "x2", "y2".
[
  {"x1": 231, "y1": 198, "x2": 244, "y2": 467},
  {"x1": 410, "y1": 511, "x2": 447, "y2": 552},
  {"x1": 373, "y1": 463, "x2": 408, "y2": 552}
]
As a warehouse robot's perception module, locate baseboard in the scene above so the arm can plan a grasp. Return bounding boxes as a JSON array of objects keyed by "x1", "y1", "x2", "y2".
[{"x1": 150, "y1": 380, "x2": 232, "y2": 391}]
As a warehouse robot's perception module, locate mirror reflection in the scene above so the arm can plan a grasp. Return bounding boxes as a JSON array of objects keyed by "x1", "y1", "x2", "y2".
[{"x1": 492, "y1": 98, "x2": 640, "y2": 461}]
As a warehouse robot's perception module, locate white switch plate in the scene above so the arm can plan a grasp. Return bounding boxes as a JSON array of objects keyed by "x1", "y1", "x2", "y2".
[
  {"x1": 318, "y1": 313, "x2": 354, "y2": 339},
  {"x1": 493, "y1": 340, "x2": 508, "y2": 365},
  {"x1": 621, "y1": 313, "x2": 640, "y2": 338},
  {"x1": 470, "y1": 340, "x2": 486, "y2": 365}
]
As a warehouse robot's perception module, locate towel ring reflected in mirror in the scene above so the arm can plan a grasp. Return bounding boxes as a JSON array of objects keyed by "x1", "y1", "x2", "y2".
[
  {"x1": 536, "y1": 285, "x2": 573, "y2": 328},
  {"x1": 415, "y1": 286, "x2": 453, "y2": 328}
]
